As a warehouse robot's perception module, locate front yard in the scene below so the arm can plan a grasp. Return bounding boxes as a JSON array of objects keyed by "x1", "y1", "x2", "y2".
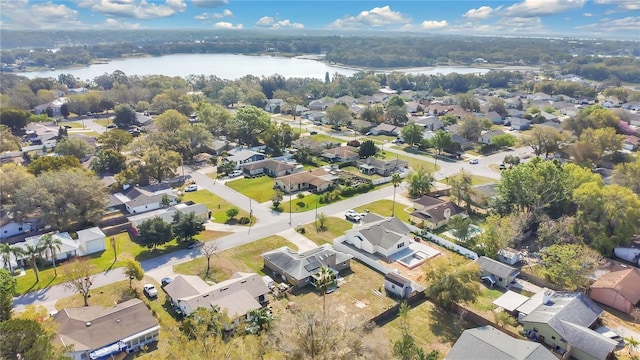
[
  {"x1": 354, "y1": 199, "x2": 412, "y2": 224},
  {"x1": 299, "y1": 216, "x2": 354, "y2": 245},
  {"x1": 225, "y1": 176, "x2": 276, "y2": 203},
  {"x1": 182, "y1": 189, "x2": 253, "y2": 224}
]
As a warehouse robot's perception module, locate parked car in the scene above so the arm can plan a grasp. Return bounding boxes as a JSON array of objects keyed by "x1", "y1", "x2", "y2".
[
  {"x1": 229, "y1": 170, "x2": 243, "y2": 178},
  {"x1": 143, "y1": 284, "x2": 158, "y2": 298},
  {"x1": 161, "y1": 278, "x2": 172, "y2": 287},
  {"x1": 469, "y1": 158, "x2": 479, "y2": 164},
  {"x1": 499, "y1": 163, "x2": 506, "y2": 170},
  {"x1": 106, "y1": 124, "x2": 117, "y2": 129},
  {"x1": 345, "y1": 210, "x2": 363, "y2": 222},
  {"x1": 310, "y1": 131, "x2": 318, "y2": 135},
  {"x1": 184, "y1": 184, "x2": 198, "y2": 192}
]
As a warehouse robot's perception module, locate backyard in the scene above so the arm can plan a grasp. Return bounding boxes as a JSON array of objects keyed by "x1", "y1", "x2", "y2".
[{"x1": 182, "y1": 189, "x2": 254, "y2": 224}]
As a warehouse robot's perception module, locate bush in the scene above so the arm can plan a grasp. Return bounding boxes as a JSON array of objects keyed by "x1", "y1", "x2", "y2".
[
  {"x1": 337, "y1": 161, "x2": 356, "y2": 169},
  {"x1": 298, "y1": 227, "x2": 306, "y2": 234},
  {"x1": 347, "y1": 140, "x2": 361, "y2": 147},
  {"x1": 238, "y1": 217, "x2": 251, "y2": 224}
]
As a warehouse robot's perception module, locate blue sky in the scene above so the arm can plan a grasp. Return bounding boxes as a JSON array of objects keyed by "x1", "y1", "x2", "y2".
[{"x1": 0, "y1": 0, "x2": 638, "y2": 39}]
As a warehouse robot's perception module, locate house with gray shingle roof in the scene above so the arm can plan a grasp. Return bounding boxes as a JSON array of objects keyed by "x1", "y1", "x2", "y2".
[
  {"x1": 344, "y1": 217, "x2": 417, "y2": 260},
  {"x1": 477, "y1": 256, "x2": 520, "y2": 288},
  {"x1": 113, "y1": 185, "x2": 177, "y2": 215},
  {"x1": 446, "y1": 325, "x2": 557, "y2": 360},
  {"x1": 262, "y1": 244, "x2": 353, "y2": 289},
  {"x1": 409, "y1": 195, "x2": 467, "y2": 230},
  {"x1": 521, "y1": 292, "x2": 617, "y2": 360},
  {"x1": 242, "y1": 159, "x2": 298, "y2": 178}
]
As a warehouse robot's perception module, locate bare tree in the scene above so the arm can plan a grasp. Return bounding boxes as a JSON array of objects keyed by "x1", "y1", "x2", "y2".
[
  {"x1": 61, "y1": 259, "x2": 95, "y2": 307},
  {"x1": 201, "y1": 241, "x2": 219, "y2": 279}
]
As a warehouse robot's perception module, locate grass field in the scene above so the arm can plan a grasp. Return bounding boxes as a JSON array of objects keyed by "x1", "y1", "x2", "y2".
[
  {"x1": 299, "y1": 216, "x2": 353, "y2": 245},
  {"x1": 279, "y1": 192, "x2": 323, "y2": 213},
  {"x1": 94, "y1": 118, "x2": 114, "y2": 127},
  {"x1": 354, "y1": 199, "x2": 412, "y2": 224},
  {"x1": 226, "y1": 176, "x2": 276, "y2": 203},
  {"x1": 308, "y1": 133, "x2": 343, "y2": 144},
  {"x1": 385, "y1": 152, "x2": 440, "y2": 173},
  {"x1": 182, "y1": 189, "x2": 253, "y2": 224},
  {"x1": 173, "y1": 235, "x2": 294, "y2": 281}
]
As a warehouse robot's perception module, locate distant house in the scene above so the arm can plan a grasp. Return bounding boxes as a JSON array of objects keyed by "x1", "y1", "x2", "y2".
[
  {"x1": 68, "y1": 87, "x2": 88, "y2": 94},
  {"x1": 497, "y1": 247, "x2": 522, "y2": 266},
  {"x1": 485, "y1": 111, "x2": 503, "y2": 125},
  {"x1": 13, "y1": 229, "x2": 107, "y2": 267},
  {"x1": 242, "y1": 159, "x2": 298, "y2": 178},
  {"x1": 308, "y1": 99, "x2": 331, "y2": 111},
  {"x1": 476, "y1": 256, "x2": 520, "y2": 288},
  {"x1": 76, "y1": 227, "x2": 107, "y2": 255},
  {"x1": 508, "y1": 117, "x2": 531, "y2": 131},
  {"x1": 384, "y1": 272, "x2": 413, "y2": 299},
  {"x1": 478, "y1": 129, "x2": 506, "y2": 144},
  {"x1": 357, "y1": 158, "x2": 408, "y2": 176},
  {"x1": 129, "y1": 202, "x2": 209, "y2": 227},
  {"x1": 623, "y1": 135, "x2": 640, "y2": 152},
  {"x1": 409, "y1": 196, "x2": 466, "y2": 230},
  {"x1": 343, "y1": 217, "x2": 416, "y2": 260},
  {"x1": 321, "y1": 145, "x2": 359, "y2": 163},
  {"x1": 211, "y1": 140, "x2": 230, "y2": 155},
  {"x1": 589, "y1": 268, "x2": 640, "y2": 313},
  {"x1": 414, "y1": 116, "x2": 444, "y2": 131},
  {"x1": 264, "y1": 99, "x2": 283, "y2": 113},
  {"x1": 447, "y1": 325, "x2": 557, "y2": 360},
  {"x1": 350, "y1": 119, "x2": 375, "y2": 132},
  {"x1": 224, "y1": 148, "x2": 265, "y2": 169},
  {"x1": 370, "y1": 123, "x2": 400, "y2": 136},
  {"x1": 0, "y1": 214, "x2": 40, "y2": 239},
  {"x1": 33, "y1": 103, "x2": 61, "y2": 116},
  {"x1": 521, "y1": 292, "x2": 617, "y2": 360},
  {"x1": 539, "y1": 111, "x2": 558, "y2": 122},
  {"x1": 538, "y1": 121, "x2": 562, "y2": 132},
  {"x1": 262, "y1": 244, "x2": 353, "y2": 289},
  {"x1": 53, "y1": 299, "x2": 159, "y2": 360},
  {"x1": 451, "y1": 134, "x2": 474, "y2": 150},
  {"x1": 527, "y1": 92, "x2": 552, "y2": 101},
  {"x1": 164, "y1": 273, "x2": 269, "y2": 326},
  {"x1": 113, "y1": 185, "x2": 177, "y2": 215},
  {"x1": 274, "y1": 168, "x2": 337, "y2": 194},
  {"x1": 293, "y1": 137, "x2": 339, "y2": 155}
]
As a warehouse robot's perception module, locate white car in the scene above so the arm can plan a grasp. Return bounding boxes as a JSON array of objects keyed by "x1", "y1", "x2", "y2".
[
  {"x1": 184, "y1": 184, "x2": 198, "y2": 192},
  {"x1": 229, "y1": 170, "x2": 243, "y2": 178},
  {"x1": 143, "y1": 284, "x2": 158, "y2": 298},
  {"x1": 469, "y1": 158, "x2": 479, "y2": 165}
]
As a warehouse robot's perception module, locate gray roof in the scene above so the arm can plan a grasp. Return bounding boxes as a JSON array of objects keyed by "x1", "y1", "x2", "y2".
[
  {"x1": 226, "y1": 148, "x2": 263, "y2": 162},
  {"x1": 476, "y1": 256, "x2": 520, "y2": 279},
  {"x1": 447, "y1": 326, "x2": 557, "y2": 360},
  {"x1": 262, "y1": 244, "x2": 353, "y2": 282},
  {"x1": 347, "y1": 217, "x2": 414, "y2": 251},
  {"x1": 163, "y1": 275, "x2": 211, "y2": 300},
  {"x1": 555, "y1": 321, "x2": 617, "y2": 359},
  {"x1": 385, "y1": 272, "x2": 412, "y2": 287}
]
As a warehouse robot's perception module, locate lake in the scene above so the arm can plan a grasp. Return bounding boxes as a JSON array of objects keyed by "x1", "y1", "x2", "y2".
[{"x1": 17, "y1": 53, "x2": 492, "y2": 80}]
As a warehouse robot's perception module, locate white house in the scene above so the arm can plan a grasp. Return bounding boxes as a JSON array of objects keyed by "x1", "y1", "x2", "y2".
[
  {"x1": 113, "y1": 185, "x2": 177, "y2": 215},
  {"x1": 0, "y1": 219, "x2": 33, "y2": 239},
  {"x1": 76, "y1": 227, "x2": 107, "y2": 255},
  {"x1": 344, "y1": 217, "x2": 416, "y2": 260}
]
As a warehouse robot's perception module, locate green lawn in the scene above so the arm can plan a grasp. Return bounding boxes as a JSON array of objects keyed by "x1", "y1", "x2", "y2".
[
  {"x1": 353, "y1": 199, "x2": 412, "y2": 224},
  {"x1": 279, "y1": 193, "x2": 323, "y2": 213},
  {"x1": 173, "y1": 235, "x2": 294, "y2": 281},
  {"x1": 308, "y1": 133, "x2": 344, "y2": 144},
  {"x1": 299, "y1": 217, "x2": 353, "y2": 245},
  {"x1": 226, "y1": 176, "x2": 276, "y2": 203},
  {"x1": 469, "y1": 175, "x2": 498, "y2": 186},
  {"x1": 182, "y1": 189, "x2": 253, "y2": 224},
  {"x1": 385, "y1": 152, "x2": 440, "y2": 173},
  {"x1": 93, "y1": 118, "x2": 114, "y2": 127},
  {"x1": 206, "y1": 170, "x2": 217, "y2": 179},
  {"x1": 61, "y1": 121, "x2": 85, "y2": 128}
]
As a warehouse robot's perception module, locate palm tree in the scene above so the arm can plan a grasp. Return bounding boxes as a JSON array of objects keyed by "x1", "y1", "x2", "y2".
[
  {"x1": 0, "y1": 243, "x2": 15, "y2": 274},
  {"x1": 391, "y1": 173, "x2": 402, "y2": 217},
  {"x1": 39, "y1": 234, "x2": 62, "y2": 277},
  {"x1": 315, "y1": 266, "x2": 336, "y2": 318},
  {"x1": 246, "y1": 307, "x2": 274, "y2": 334},
  {"x1": 625, "y1": 337, "x2": 639, "y2": 355},
  {"x1": 22, "y1": 244, "x2": 43, "y2": 282}
]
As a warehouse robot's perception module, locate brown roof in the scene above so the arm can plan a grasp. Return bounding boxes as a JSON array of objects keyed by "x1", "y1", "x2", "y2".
[
  {"x1": 322, "y1": 145, "x2": 358, "y2": 159},
  {"x1": 277, "y1": 168, "x2": 332, "y2": 187},
  {"x1": 242, "y1": 159, "x2": 295, "y2": 173},
  {"x1": 411, "y1": 198, "x2": 466, "y2": 224},
  {"x1": 590, "y1": 268, "x2": 640, "y2": 305},
  {"x1": 53, "y1": 299, "x2": 158, "y2": 351}
]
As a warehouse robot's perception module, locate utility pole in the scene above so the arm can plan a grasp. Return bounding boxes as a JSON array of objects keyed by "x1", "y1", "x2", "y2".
[
  {"x1": 315, "y1": 198, "x2": 319, "y2": 234},
  {"x1": 289, "y1": 179, "x2": 292, "y2": 226},
  {"x1": 249, "y1": 198, "x2": 253, "y2": 234}
]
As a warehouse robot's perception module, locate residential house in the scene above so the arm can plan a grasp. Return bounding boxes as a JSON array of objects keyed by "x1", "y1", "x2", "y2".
[
  {"x1": 224, "y1": 148, "x2": 265, "y2": 169},
  {"x1": 210, "y1": 140, "x2": 230, "y2": 155},
  {"x1": 321, "y1": 145, "x2": 359, "y2": 163},
  {"x1": 538, "y1": 121, "x2": 563, "y2": 132},
  {"x1": 539, "y1": 111, "x2": 558, "y2": 122},
  {"x1": 622, "y1": 102, "x2": 640, "y2": 111},
  {"x1": 129, "y1": 202, "x2": 209, "y2": 227},
  {"x1": 357, "y1": 158, "x2": 408, "y2": 176},
  {"x1": 343, "y1": 217, "x2": 416, "y2": 260},
  {"x1": 164, "y1": 273, "x2": 269, "y2": 326},
  {"x1": 508, "y1": 117, "x2": 531, "y2": 131},
  {"x1": 68, "y1": 87, "x2": 88, "y2": 94},
  {"x1": 336, "y1": 95, "x2": 355, "y2": 105},
  {"x1": 405, "y1": 101, "x2": 421, "y2": 114},
  {"x1": 384, "y1": 272, "x2": 413, "y2": 299},
  {"x1": 451, "y1": 134, "x2": 474, "y2": 150},
  {"x1": 33, "y1": 102, "x2": 61, "y2": 116},
  {"x1": 261, "y1": 244, "x2": 353, "y2": 289},
  {"x1": 242, "y1": 159, "x2": 298, "y2": 178},
  {"x1": 478, "y1": 129, "x2": 506, "y2": 144},
  {"x1": 308, "y1": 99, "x2": 331, "y2": 111},
  {"x1": 521, "y1": 292, "x2": 617, "y2": 360},
  {"x1": 292, "y1": 104, "x2": 310, "y2": 116},
  {"x1": 274, "y1": 168, "x2": 336, "y2": 194},
  {"x1": 302, "y1": 111, "x2": 326, "y2": 123},
  {"x1": 623, "y1": 135, "x2": 639, "y2": 152},
  {"x1": 469, "y1": 183, "x2": 497, "y2": 209},
  {"x1": 589, "y1": 268, "x2": 640, "y2": 313},
  {"x1": 0, "y1": 212, "x2": 43, "y2": 239},
  {"x1": 409, "y1": 196, "x2": 467, "y2": 230},
  {"x1": 53, "y1": 299, "x2": 159, "y2": 360},
  {"x1": 113, "y1": 184, "x2": 177, "y2": 215},
  {"x1": 370, "y1": 123, "x2": 400, "y2": 136},
  {"x1": 497, "y1": 248, "x2": 522, "y2": 266},
  {"x1": 485, "y1": 111, "x2": 503, "y2": 125},
  {"x1": 76, "y1": 227, "x2": 107, "y2": 255},
  {"x1": 293, "y1": 137, "x2": 339, "y2": 155},
  {"x1": 350, "y1": 119, "x2": 375, "y2": 133},
  {"x1": 477, "y1": 256, "x2": 520, "y2": 288},
  {"x1": 414, "y1": 116, "x2": 444, "y2": 131},
  {"x1": 264, "y1": 99, "x2": 283, "y2": 113},
  {"x1": 492, "y1": 290, "x2": 531, "y2": 316},
  {"x1": 446, "y1": 325, "x2": 557, "y2": 360},
  {"x1": 527, "y1": 92, "x2": 552, "y2": 102}
]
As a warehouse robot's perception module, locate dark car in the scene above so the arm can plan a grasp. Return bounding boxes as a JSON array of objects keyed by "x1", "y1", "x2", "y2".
[
  {"x1": 310, "y1": 131, "x2": 318, "y2": 135},
  {"x1": 161, "y1": 277, "x2": 172, "y2": 287},
  {"x1": 106, "y1": 124, "x2": 117, "y2": 129}
]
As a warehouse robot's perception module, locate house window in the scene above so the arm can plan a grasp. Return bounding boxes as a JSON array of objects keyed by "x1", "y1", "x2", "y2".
[
  {"x1": 18, "y1": 227, "x2": 23, "y2": 231},
  {"x1": 397, "y1": 243, "x2": 405, "y2": 249},
  {"x1": 551, "y1": 336, "x2": 556, "y2": 340},
  {"x1": 391, "y1": 284, "x2": 395, "y2": 289}
]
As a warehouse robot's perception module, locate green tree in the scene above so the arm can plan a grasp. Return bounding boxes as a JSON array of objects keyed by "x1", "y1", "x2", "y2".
[
  {"x1": 448, "y1": 169, "x2": 473, "y2": 210},
  {"x1": 317, "y1": 212, "x2": 328, "y2": 231},
  {"x1": 408, "y1": 166, "x2": 434, "y2": 198},
  {"x1": 325, "y1": 103, "x2": 351, "y2": 129},
  {"x1": 315, "y1": 266, "x2": 336, "y2": 317},
  {"x1": 246, "y1": 307, "x2": 274, "y2": 335},
  {"x1": 564, "y1": 105, "x2": 620, "y2": 136},
  {"x1": 539, "y1": 244, "x2": 600, "y2": 291},
  {"x1": 60, "y1": 103, "x2": 70, "y2": 118},
  {"x1": 262, "y1": 122, "x2": 298, "y2": 156},
  {"x1": 391, "y1": 173, "x2": 402, "y2": 217},
  {"x1": 0, "y1": 319, "x2": 66, "y2": 359},
  {"x1": 424, "y1": 256, "x2": 481, "y2": 309},
  {"x1": 179, "y1": 123, "x2": 214, "y2": 159},
  {"x1": 217, "y1": 161, "x2": 236, "y2": 176},
  {"x1": 386, "y1": 104, "x2": 408, "y2": 125},
  {"x1": 520, "y1": 126, "x2": 565, "y2": 157},
  {"x1": 172, "y1": 211, "x2": 206, "y2": 243},
  {"x1": 226, "y1": 207, "x2": 239, "y2": 221},
  {"x1": 0, "y1": 244, "x2": 16, "y2": 275},
  {"x1": 490, "y1": 134, "x2": 516, "y2": 149},
  {"x1": 97, "y1": 129, "x2": 133, "y2": 152},
  {"x1": 0, "y1": 269, "x2": 16, "y2": 322},
  {"x1": 440, "y1": 113, "x2": 458, "y2": 126},
  {"x1": 432, "y1": 129, "x2": 453, "y2": 155},
  {"x1": 61, "y1": 259, "x2": 96, "y2": 307},
  {"x1": 21, "y1": 244, "x2": 43, "y2": 282},
  {"x1": 0, "y1": 164, "x2": 34, "y2": 205},
  {"x1": 457, "y1": 93, "x2": 480, "y2": 112},
  {"x1": 459, "y1": 115, "x2": 484, "y2": 141},
  {"x1": 113, "y1": 104, "x2": 137, "y2": 128},
  {"x1": 137, "y1": 217, "x2": 174, "y2": 250},
  {"x1": 55, "y1": 137, "x2": 92, "y2": 159},
  {"x1": 141, "y1": 146, "x2": 182, "y2": 183},
  {"x1": 393, "y1": 303, "x2": 439, "y2": 360},
  {"x1": 613, "y1": 157, "x2": 640, "y2": 195},
  {"x1": 488, "y1": 97, "x2": 508, "y2": 117},
  {"x1": 358, "y1": 139, "x2": 378, "y2": 158},
  {"x1": 90, "y1": 148, "x2": 127, "y2": 174},
  {"x1": 124, "y1": 259, "x2": 144, "y2": 288},
  {"x1": 0, "y1": 125, "x2": 22, "y2": 152},
  {"x1": 38, "y1": 234, "x2": 62, "y2": 277},
  {"x1": 448, "y1": 216, "x2": 472, "y2": 243},
  {"x1": 476, "y1": 215, "x2": 519, "y2": 259},
  {"x1": 232, "y1": 106, "x2": 271, "y2": 146},
  {"x1": 218, "y1": 85, "x2": 242, "y2": 107},
  {"x1": 155, "y1": 109, "x2": 189, "y2": 133},
  {"x1": 243, "y1": 89, "x2": 267, "y2": 108},
  {"x1": 198, "y1": 102, "x2": 232, "y2": 136},
  {"x1": 272, "y1": 190, "x2": 284, "y2": 210},
  {"x1": 401, "y1": 122, "x2": 424, "y2": 147},
  {"x1": 0, "y1": 108, "x2": 30, "y2": 130},
  {"x1": 135, "y1": 100, "x2": 151, "y2": 112}
]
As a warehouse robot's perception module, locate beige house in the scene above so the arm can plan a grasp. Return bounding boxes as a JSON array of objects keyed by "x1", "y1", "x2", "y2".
[
  {"x1": 242, "y1": 159, "x2": 298, "y2": 178},
  {"x1": 321, "y1": 145, "x2": 359, "y2": 163},
  {"x1": 409, "y1": 195, "x2": 467, "y2": 230},
  {"x1": 274, "y1": 168, "x2": 336, "y2": 194},
  {"x1": 589, "y1": 268, "x2": 640, "y2": 313}
]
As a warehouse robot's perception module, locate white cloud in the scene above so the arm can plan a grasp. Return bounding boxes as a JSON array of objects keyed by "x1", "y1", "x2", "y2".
[
  {"x1": 502, "y1": 0, "x2": 587, "y2": 17},
  {"x1": 463, "y1": 6, "x2": 499, "y2": 20},
  {"x1": 78, "y1": 0, "x2": 186, "y2": 20},
  {"x1": 255, "y1": 16, "x2": 303, "y2": 29},
  {"x1": 583, "y1": 12, "x2": 594, "y2": 16},
  {"x1": 104, "y1": 18, "x2": 141, "y2": 29},
  {"x1": 577, "y1": 16, "x2": 640, "y2": 32},
  {"x1": 420, "y1": 20, "x2": 448, "y2": 29},
  {"x1": 214, "y1": 21, "x2": 242, "y2": 29},
  {"x1": 327, "y1": 6, "x2": 411, "y2": 29},
  {"x1": 191, "y1": 0, "x2": 228, "y2": 8},
  {"x1": 194, "y1": 9, "x2": 232, "y2": 21},
  {"x1": 595, "y1": 0, "x2": 640, "y2": 10},
  {"x1": 0, "y1": 0, "x2": 84, "y2": 30}
]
